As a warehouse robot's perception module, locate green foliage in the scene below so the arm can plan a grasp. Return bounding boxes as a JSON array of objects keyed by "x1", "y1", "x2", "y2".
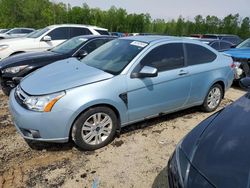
[{"x1": 0, "y1": 0, "x2": 249, "y2": 39}]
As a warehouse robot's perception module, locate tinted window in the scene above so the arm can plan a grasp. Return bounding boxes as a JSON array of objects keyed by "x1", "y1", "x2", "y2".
[
  {"x1": 8, "y1": 29, "x2": 21, "y2": 34},
  {"x1": 220, "y1": 41, "x2": 232, "y2": 51},
  {"x1": 222, "y1": 36, "x2": 238, "y2": 44},
  {"x1": 94, "y1": 29, "x2": 109, "y2": 35},
  {"x1": 81, "y1": 39, "x2": 111, "y2": 54},
  {"x1": 21, "y1": 29, "x2": 33, "y2": 34},
  {"x1": 185, "y1": 43, "x2": 217, "y2": 66},
  {"x1": 70, "y1": 27, "x2": 92, "y2": 37},
  {"x1": 140, "y1": 43, "x2": 184, "y2": 72},
  {"x1": 47, "y1": 27, "x2": 70, "y2": 40},
  {"x1": 210, "y1": 42, "x2": 220, "y2": 50}
]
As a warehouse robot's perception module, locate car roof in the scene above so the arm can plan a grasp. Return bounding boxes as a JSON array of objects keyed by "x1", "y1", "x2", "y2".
[
  {"x1": 121, "y1": 35, "x2": 182, "y2": 43},
  {"x1": 47, "y1": 24, "x2": 108, "y2": 31},
  {"x1": 203, "y1": 34, "x2": 239, "y2": 37},
  {"x1": 73, "y1": 35, "x2": 117, "y2": 40}
]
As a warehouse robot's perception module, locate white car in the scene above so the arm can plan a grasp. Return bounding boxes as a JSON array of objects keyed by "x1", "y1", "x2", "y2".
[
  {"x1": 0, "y1": 28, "x2": 34, "y2": 39},
  {"x1": 0, "y1": 24, "x2": 109, "y2": 61}
]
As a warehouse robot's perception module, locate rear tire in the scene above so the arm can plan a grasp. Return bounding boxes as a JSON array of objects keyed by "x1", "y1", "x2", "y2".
[
  {"x1": 202, "y1": 84, "x2": 223, "y2": 112},
  {"x1": 72, "y1": 106, "x2": 118, "y2": 151}
]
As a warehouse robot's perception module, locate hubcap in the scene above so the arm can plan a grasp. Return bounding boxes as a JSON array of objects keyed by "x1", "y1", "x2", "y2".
[
  {"x1": 207, "y1": 87, "x2": 221, "y2": 109},
  {"x1": 81, "y1": 113, "x2": 112, "y2": 145}
]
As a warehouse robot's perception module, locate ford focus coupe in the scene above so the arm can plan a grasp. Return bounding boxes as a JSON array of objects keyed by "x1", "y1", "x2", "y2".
[{"x1": 9, "y1": 36, "x2": 234, "y2": 150}]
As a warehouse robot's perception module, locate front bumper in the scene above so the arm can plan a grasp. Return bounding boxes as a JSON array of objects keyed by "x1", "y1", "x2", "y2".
[{"x1": 8, "y1": 89, "x2": 72, "y2": 143}]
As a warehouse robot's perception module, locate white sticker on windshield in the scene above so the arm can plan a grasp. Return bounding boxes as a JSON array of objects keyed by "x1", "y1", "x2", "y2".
[{"x1": 130, "y1": 41, "x2": 148, "y2": 48}]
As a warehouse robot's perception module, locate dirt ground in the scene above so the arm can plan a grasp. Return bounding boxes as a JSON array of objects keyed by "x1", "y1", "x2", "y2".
[{"x1": 0, "y1": 86, "x2": 246, "y2": 188}]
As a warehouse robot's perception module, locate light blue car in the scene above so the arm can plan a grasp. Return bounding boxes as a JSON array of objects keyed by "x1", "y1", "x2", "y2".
[{"x1": 9, "y1": 36, "x2": 234, "y2": 150}]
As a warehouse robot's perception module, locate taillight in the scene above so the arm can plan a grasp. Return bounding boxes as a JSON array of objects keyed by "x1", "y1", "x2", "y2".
[{"x1": 230, "y1": 62, "x2": 236, "y2": 69}]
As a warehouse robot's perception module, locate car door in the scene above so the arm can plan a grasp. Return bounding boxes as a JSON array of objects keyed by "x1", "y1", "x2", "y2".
[
  {"x1": 39, "y1": 27, "x2": 70, "y2": 50},
  {"x1": 184, "y1": 43, "x2": 217, "y2": 105},
  {"x1": 127, "y1": 42, "x2": 192, "y2": 122}
]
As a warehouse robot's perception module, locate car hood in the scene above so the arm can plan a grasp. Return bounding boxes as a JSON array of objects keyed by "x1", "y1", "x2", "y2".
[
  {"x1": 0, "y1": 51, "x2": 65, "y2": 68},
  {"x1": 20, "y1": 58, "x2": 114, "y2": 95},
  {"x1": 224, "y1": 48, "x2": 250, "y2": 59},
  {"x1": 184, "y1": 94, "x2": 250, "y2": 188}
]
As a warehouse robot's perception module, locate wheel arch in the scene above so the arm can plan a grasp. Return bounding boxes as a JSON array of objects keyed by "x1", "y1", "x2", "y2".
[
  {"x1": 212, "y1": 80, "x2": 225, "y2": 99},
  {"x1": 68, "y1": 103, "x2": 122, "y2": 140}
]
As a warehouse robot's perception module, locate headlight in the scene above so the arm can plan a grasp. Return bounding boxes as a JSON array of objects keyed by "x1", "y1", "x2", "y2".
[
  {"x1": 2, "y1": 65, "x2": 28, "y2": 74},
  {"x1": 22, "y1": 90, "x2": 65, "y2": 112},
  {"x1": 0, "y1": 44, "x2": 9, "y2": 51},
  {"x1": 168, "y1": 142, "x2": 190, "y2": 187}
]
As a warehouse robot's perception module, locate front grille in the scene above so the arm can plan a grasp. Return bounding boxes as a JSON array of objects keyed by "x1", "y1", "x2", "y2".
[
  {"x1": 168, "y1": 153, "x2": 183, "y2": 188},
  {"x1": 14, "y1": 85, "x2": 29, "y2": 108}
]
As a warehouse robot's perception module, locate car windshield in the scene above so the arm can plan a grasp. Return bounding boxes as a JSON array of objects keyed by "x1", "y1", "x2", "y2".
[
  {"x1": 236, "y1": 38, "x2": 250, "y2": 49},
  {"x1": 81, "y1": 39, "x2": 148, "y2": 75},
  {"x1": 27, "y1": 28, "x2": 49, "y2": 38},
  {"x1": 50, "y1": 37, "x2": 88, "y2": 54}
]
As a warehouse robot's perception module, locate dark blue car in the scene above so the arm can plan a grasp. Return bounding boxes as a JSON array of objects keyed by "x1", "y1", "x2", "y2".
[{"x1": 225, "y1": 38, "x2": 250, "y2": 80}]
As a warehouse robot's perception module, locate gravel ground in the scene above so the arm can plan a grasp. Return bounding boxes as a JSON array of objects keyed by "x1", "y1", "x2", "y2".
[{"x1": 0, "y1": 86, "x2": 246, "y2": 188}]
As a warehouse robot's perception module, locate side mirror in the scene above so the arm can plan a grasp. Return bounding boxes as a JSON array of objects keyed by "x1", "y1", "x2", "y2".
[
  {"x1": 231, "y1": 45, "x2": 237, "y2": 48},
  {"x1": 77, "y1": 50, "x2": 88, "y2": 59},
  {"x1": 131, "y1": 66, "x2": 158, "y2": 78},
  {"x1": 42, "y1": 35, "x2": 51, "y2": 42},
  {"x1": 240, "y1": 77, "x2": 250, "y2": 90}
]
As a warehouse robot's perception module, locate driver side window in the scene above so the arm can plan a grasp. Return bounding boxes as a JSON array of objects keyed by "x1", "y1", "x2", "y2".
[{"x1": 140, "y1": 43, "x2": 185, "y2": 72}]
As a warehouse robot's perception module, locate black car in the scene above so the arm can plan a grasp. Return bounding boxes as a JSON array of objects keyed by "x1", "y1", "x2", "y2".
[
  {"x1": 198, "y1": 39, "x2": 234, "y2": 52},
  {"x1": 0, "y1": 35, "x2": 116, "y2": 95},
  {"x1": 202, "y1": 34, "x2": 242, "y2": 46},
  {"x1": 168, "y1": 77, "x2": 250, "y2": 188}
]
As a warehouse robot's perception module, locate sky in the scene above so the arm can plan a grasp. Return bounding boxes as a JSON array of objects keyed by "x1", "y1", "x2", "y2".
[{"x1": 53, "y1": 0, "x2": 249, "y2": 20}]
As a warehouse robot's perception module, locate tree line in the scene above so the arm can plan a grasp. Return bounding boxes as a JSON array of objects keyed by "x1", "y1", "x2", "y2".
[{"x1": 0, "y1": 0, "x2": 249, "y2": 39}]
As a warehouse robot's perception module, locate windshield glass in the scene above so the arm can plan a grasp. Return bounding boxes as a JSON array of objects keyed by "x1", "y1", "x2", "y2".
[
  {"x1": 81, "y1": 39, "x2": 148, "y2": 75},
  {"x1": 27, "y1": 28, "x2": 49, "y2": 38},
  {"x1": 236, "y1": 38, "x2": 250, "y2": 49},
  {"x1": 51, "y1": 36, "x2": 88, "y2": 54}
]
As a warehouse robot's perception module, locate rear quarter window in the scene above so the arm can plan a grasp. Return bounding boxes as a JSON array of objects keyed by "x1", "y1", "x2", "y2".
[
  {"x1": 94, "y1": 29, "x2": 109, "y2": 35},
  {"x1": 185, "y1": 43, "x2": 217, "y2": 66}
]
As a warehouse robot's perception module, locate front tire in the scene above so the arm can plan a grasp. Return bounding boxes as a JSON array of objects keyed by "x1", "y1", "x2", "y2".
[
  {"x1": 72, "y1": 106, "x2": 118, "y2": 151},
  {"x1": 202, "y1": 84, "x2": 223, "y2": 112}
]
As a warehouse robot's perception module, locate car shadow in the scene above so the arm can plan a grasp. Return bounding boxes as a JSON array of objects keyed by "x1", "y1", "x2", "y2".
[
  {"x1": 152, "y1": 167, "x2": 169, "y2": 188},
  {"x1": 25, "y1": 140, "x2": 75, "y2": 151}
]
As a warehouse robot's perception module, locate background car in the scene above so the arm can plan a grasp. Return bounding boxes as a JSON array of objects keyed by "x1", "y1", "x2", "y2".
[
  {"x1": 0, "y1": 24, "x2": 109, "y2": 60},
  {"x1": 0, "y1": 28, "x2": 34, "y2": 39},
  {"x1": 168, "y1": 77, "x2": 250, "y2": 188},
  {"x1": 110, "y1": 32, "x2": 125, "y2": 37},
  {"x1": 202, "y1": 34, "x2": 242, "y2": 46},
  {"x1": 196, "y1": 38, "x2": 234, "y2": 52},
  {"x1": 0, "y1": 35, "x2": 116, "y2": 95},
  {"x1": 9, "y1": 36, "x2": 234, "y2": 151},
  {"x1": 224, "y1": 38, "x2": 250, "y2": 80}
]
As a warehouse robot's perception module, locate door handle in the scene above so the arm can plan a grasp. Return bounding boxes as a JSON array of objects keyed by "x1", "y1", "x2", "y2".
[{"x1": 178, "y1": 70, "x2": 189, "y2": 76}]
